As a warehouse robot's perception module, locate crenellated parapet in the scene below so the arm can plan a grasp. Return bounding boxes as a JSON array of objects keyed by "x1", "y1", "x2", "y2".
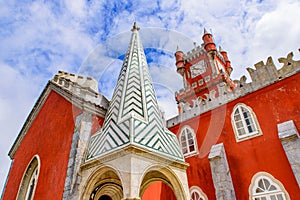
[
  {"x1": 167, "y1": 51, "x2": 300, "y2": 127},
  {"x1": 185, "y1": 45, "x2": 206, "y2": 62},
  {"x1": 51, "y1": 71, "x2": 109, "y2": 112},
  {"x1": 278, "y1": 52, "x2": 300, "y2": 78}
]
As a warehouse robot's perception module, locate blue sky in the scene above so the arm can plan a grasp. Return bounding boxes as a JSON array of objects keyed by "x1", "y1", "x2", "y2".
[{"x1": 1, "y1": 0, "x2": 300, "y2": 192}]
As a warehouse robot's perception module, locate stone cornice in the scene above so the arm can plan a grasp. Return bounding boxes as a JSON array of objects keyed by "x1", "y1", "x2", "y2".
[{"x1": 82, "y1": 145, "x2": 189, "y2": 170}]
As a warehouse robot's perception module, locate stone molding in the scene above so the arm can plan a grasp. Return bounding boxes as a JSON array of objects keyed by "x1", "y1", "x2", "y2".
[
  {"x1": 63, "y1": 112, "x2": 93, "y2": 200},
  {"x1": 278, "y1": 120, "x2": 300, "y2": 187},
  {"x1": 278, "y1": 120, "x2": 300, "y2": 140},
  {"x1": 208, "y1": 143, "x2": 236, "y2": 200}
]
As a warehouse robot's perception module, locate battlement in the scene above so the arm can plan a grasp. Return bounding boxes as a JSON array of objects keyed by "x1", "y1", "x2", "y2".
[
  {"x1": 185, "y1": 45, "x2": 206, "y2": 62},
  {"x1": 167, "y1": 51, "x2": 300, "y2": 127},
  {"x1": 51, "y1": 71, "x2": 109, "y2": 109}
]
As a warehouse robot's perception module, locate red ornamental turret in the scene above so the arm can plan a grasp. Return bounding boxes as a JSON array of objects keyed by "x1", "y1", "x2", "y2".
[
  {"x1": 219, "y1": 46, "x2": 233, "y2": 76},
  {"x1": 202, "y1": 28, "x2": 217, "y2": 54},
  {"x1": 175, "y1": 46, "x2": 185, "y2": 76}
]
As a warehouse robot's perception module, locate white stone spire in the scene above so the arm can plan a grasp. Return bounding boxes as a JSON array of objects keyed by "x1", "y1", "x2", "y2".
[{"x1": 87, "y1": 23, "x2": 184, "y2": 161}]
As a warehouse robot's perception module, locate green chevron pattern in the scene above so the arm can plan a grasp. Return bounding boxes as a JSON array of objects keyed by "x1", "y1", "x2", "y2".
[{"x1": 86, "y1": 26, "x2": 184, "y2": 162}]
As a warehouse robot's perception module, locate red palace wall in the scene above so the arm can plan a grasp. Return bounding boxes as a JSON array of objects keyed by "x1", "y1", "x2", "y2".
[
  {"x1": 2, "y1": 72, "x2": 299, "y2": 199},
  {"x1": 169, "y1": 72, "x2": 300, "y2": 199},
  {"x1": 2, "y1": 91, "x2": 82, "y2": 199},
  {"x1": 142, "y1": 182, "x2": 176, "y2": 200}
]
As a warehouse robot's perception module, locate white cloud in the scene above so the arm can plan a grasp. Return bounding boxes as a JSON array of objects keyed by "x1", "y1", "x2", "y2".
[
  {"x1": 249, "y1": 1, "x2": 300, "y2": 66},
  {"x1": 64, "y1": 0, "x2": 87, "y2": 19}
]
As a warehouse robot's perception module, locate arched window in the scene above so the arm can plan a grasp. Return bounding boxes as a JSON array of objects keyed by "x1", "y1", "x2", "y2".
[
  {"x1": 249, "y1": 172, "x2": 290, "y2": 200},
  {"x1": 190, "y1": 186, "x2": 208, "y2": 200},
  {"x1": 231, "y1": 103, "x2": 262, "y2": 142},
  {"x1": 17, "y1": 155, "x2": 40, "y2": 200},
  {"x1": 179, "y1": 126, "x2": 198, "y2": 157}
]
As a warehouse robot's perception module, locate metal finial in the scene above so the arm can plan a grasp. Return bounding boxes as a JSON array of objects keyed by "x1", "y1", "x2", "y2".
[
  {"x1": 219, "y1": 46, "x2": 224, "y2": 52},
  {"x1": 204, "y1": 27, "x2": 208, "y2": 35},
  {"x1": 131, "y1": 21, "x2": 140, "y2": 31}
]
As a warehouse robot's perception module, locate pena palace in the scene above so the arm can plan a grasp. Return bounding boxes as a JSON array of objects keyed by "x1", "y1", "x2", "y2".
[{"x1": 2, "y1": 23, "x2": 300, "y2": 200}]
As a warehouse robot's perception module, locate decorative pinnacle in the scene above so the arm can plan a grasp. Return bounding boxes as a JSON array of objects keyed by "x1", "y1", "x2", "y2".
[
  {"x1": 219, "y1": 46, "x2": 225, "y2": 52},
  {"x1": 204, "y1": 27, "x2": 209, "y2": 35},
  {"x1": 131, "y1": 21, "x2": 140, "y2": 31}
]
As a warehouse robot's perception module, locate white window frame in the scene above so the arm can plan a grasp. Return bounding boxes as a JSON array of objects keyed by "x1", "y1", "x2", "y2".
[
  {"x1": 192, "y1": 82, "x2": 197, "y2": 88},
  {"x1": 16, "y1": 155, "x2": 41, "y2": 200},
  {"x1": 190, "y1": 186, "x2": 208, "y2": 200},
  {"x1": 231, "y1": 103, "x2": 262, "y2": 142},
  {"x1": 198, "y1": 79, "x2": 204, "y2": 86},
  {"x1": 179, "y1": 126, "x2": 198, "y2": 157},
  {"x1": 249, "y1": 172, "x2": 290, "y2": 200}
]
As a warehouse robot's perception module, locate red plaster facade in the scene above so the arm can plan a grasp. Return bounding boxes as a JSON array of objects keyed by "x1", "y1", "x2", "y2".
[
  {"x1": 169, "y1": 73, "x2": 300, "y2": 199},
  {"x1": 2, "y1": 91, "x2": 82, "y2": 199}
]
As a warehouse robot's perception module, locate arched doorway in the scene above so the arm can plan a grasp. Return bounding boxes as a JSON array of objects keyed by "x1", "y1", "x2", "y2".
[
  {"x1": 81, "y1": 166, "x2": 123, "y2": 200},
  {"x1": 99, "y1": 195, "x2": 112, "y2": 200}
]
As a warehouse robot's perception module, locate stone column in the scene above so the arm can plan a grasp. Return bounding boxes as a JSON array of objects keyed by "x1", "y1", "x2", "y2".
[
  {"x1": 208, "y1": 143, "x2": 236, "y2": 200},
  {"x1": 278, "y1": 120, "x2": 300, "y2": 187},
  {"x1": 63, "y1": 112, "x2": 93, "y2": 200}
]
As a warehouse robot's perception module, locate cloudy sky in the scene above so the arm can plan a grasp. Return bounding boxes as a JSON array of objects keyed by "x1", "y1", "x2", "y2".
[{"x1": 1, "y1": 0, "x2": 300, "y2": 192}]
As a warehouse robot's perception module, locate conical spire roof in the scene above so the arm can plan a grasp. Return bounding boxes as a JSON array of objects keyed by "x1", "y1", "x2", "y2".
[{"x1": 87, "y1": 23, "x2": 184, "y2": 161}]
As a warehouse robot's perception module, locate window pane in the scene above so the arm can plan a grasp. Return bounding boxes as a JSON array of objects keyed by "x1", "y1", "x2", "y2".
[
  {"x1": 256, "y1": 187, "x2": 264, "y2": 193},
  {"x1": 277, "y1": 194, "x2": 284, "y2": 200},
  {"x1": 191, "y1": 192, "x2": 195, "y2": 199},
  {"x1": 270, "y1": 195, "x2": 276, "y2": 200},
  {"x1": 261, "y1": 197, "x2": 267, "y2": 200},
  {"x1": 188, "y1": 138, "x2": 194, "y2": 145},
  {"x1": 263, "y1": 179, "x2": 270, "y2": 190},
  {"x1": 269, "y1": 185, "x2": 276, "y2": 191},
  {"x1": 191, "y1": 191, "x2": 200, "y2": 200},
  {"x1": 247, "y1": 124, "x2": 255, "y2": 133},
  {"x1": 234, "y1": 114, "x2": 241, "y2": 121},
  {"x1": 258, "y1": 179, "x2": 265, "y2": 190},
  {"x1": 247, "y1": 125, "x2": 253, "y2": 133},
  {"x1": 238, "y1": 128, "x2": 246, "y2": 136},
  {"x1": 189, "y1": 145, "x2": 195, "y2": 152},
  {"x1": 182, "y1": 147, "x2": 187, "y2": 154},
  {"x1": 248, "y1": 117, "x2": 255, "y2": 126},
  {"x1": 245, "y1": 118, "x2": 251, "y2": 126},
  {"x1": 234, "y1": 109, "x2": 240, "y2": 115},
  {"x1": 187, "y1": 131, "x2": 193, "y2": 139},
  {"x1": 236, "y1": 121, "x2": 243, "y2": 128},
  {"x1": 181, "y1": 134, "x2": 186, "y2": 141}
]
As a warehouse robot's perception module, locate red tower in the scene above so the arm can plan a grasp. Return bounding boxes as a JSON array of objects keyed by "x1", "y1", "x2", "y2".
[{"x1": 175, "y1": 28, "x2": 236, "y2": 111}]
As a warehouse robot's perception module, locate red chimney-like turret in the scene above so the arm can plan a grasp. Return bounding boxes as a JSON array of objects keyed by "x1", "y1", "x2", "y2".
[
  {"x1": 219, "y1": 46, "x2": 233, "y2": 75},
  {"x1": 202, "y1": 28, "x2": 217, "y2": 55},
  {"x1": 175, "y1": 46, "x2": 185, "y2": 76}
]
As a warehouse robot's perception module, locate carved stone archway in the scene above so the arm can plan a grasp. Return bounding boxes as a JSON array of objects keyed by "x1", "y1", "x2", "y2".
[
  {"x1": 81, "y1": 165, "x2": 123, "y2": 200},
  {"x1": 139, "y1": 165, "x2": 189, "y2": 200}
]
